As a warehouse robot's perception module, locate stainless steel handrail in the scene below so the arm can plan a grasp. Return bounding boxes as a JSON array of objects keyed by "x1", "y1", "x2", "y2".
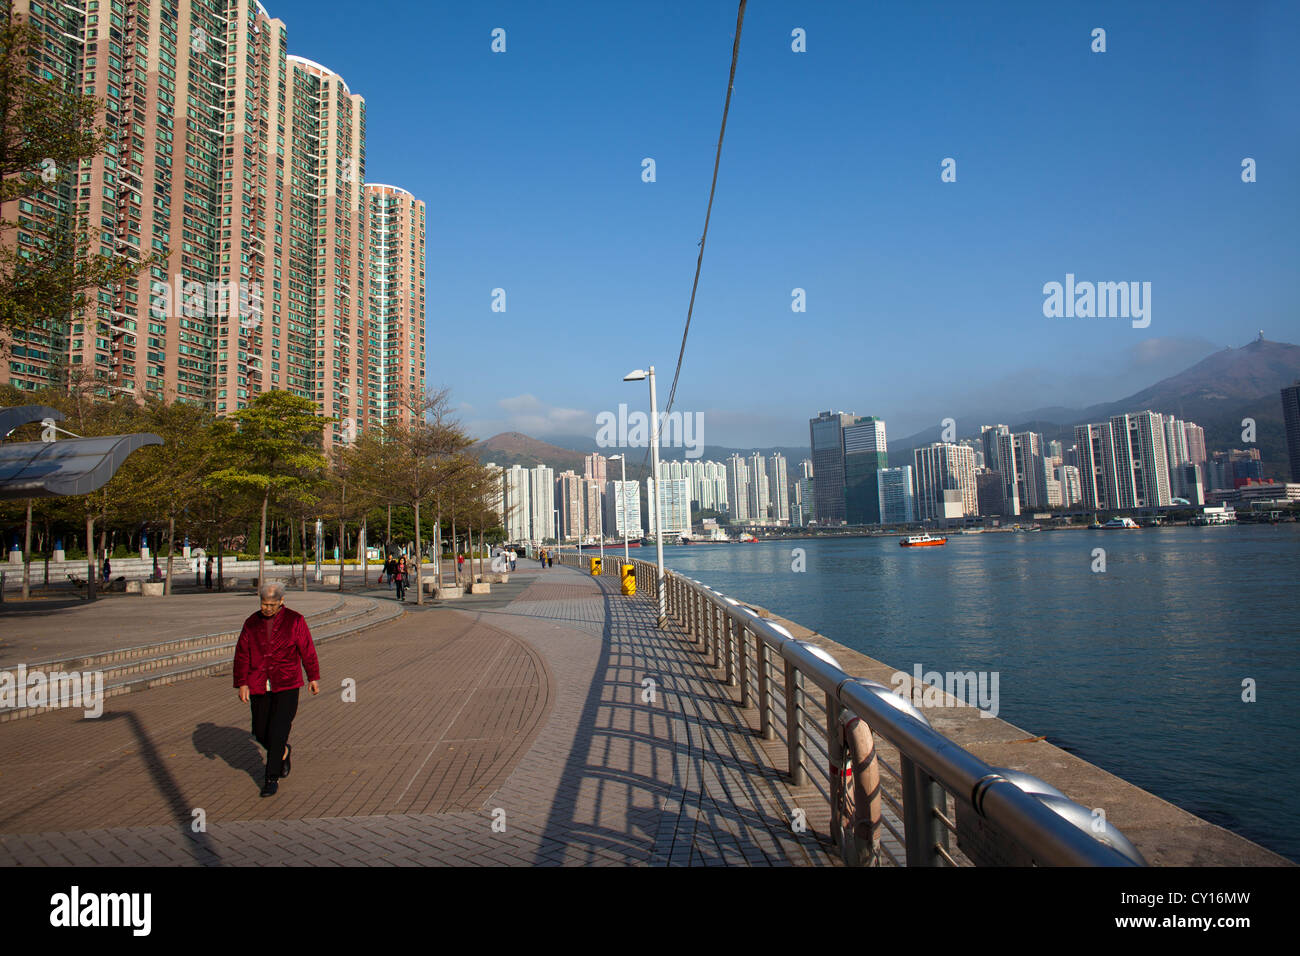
[{"x1": 627, "y1": 557, "x2": 1146, "y2": 868}]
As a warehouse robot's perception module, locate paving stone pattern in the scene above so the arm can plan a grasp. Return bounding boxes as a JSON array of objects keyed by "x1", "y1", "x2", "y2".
[{"x1": 0, "y1": 566, "x2": 837, "y2": 866}]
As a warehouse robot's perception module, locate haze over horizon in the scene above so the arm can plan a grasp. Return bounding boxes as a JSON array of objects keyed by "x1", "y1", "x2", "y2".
[{"x1": 267, "y1": 0, "x2": 1299, "y2": 447}]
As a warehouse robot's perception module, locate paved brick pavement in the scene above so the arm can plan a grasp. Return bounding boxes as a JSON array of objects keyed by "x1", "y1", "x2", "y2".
[
  {"x1": 0, "y1": 565, "x2": 837, "y2": 866},
  {"x1": 0, "y1": 591, "x2": 344, "y2": 669}
]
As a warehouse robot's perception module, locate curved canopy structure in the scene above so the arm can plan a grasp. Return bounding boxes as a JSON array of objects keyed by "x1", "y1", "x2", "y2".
[
  {"x1": 0, "y1": 405, "x2": 65, "y2": 438},
  {"x1": 0, "y1": 432, "x2": 163, "y2": 500}
]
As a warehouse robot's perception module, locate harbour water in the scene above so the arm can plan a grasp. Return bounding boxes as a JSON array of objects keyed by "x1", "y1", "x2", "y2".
[{"x1": 655, "y1": 525, "x2": 1300, "y2": 863}]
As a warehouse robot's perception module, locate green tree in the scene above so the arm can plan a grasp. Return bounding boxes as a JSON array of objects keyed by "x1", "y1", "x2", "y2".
[
  {"x1": 208, "y1": 391, "x2": 328, "y2": 586},
  {"x1": 113, "y1": 399, "x2": 221, "y2": 594},
  {"x1": 349, "y1": 390, "x2": 472, "y2": 604}
]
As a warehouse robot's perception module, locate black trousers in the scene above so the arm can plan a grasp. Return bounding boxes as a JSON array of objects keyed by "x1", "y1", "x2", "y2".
[{"x1": 250, "y1": 687, "x2": 299, "y2": 780}]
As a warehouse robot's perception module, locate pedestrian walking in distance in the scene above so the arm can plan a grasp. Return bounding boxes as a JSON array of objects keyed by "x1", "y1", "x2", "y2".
[
  {"x1": 233, "y1": 580, "x2": 321, "y2": 797},
  {"x1": 384, "y1": 554, "x2": 397, "y2": 590},
  {"x1": 394, "y1": 556, "x2": 408, "y2": 601},
  {"x1": 205, "y1": 556, "x2": 213, "y2": 590}
]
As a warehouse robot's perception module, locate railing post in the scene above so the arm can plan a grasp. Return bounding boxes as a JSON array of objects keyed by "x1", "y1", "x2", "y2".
[
  {"x1": 724, "y1": 610, "x2": 735, "y2": 687},
  {"x1": 900, "y1": 756, "x2": 949, "y2": 866},
  {"x1": 785, "y1": 659, "x2": 807, "y2": 786},
  {"x1": 757, "y1": 636, "x2": 773, "y2": 740},
  {"x1": 738, "y1": 620, "x2": 750, "y2": 707},
  {"x1": 827, "y1": 693, "x2": 843, "y2": 850},
  {"x1": 701, "y1": 593, "x2": 711, "y2": 658}
]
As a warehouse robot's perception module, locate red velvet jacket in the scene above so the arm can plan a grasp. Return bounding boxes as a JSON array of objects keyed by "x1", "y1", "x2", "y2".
[{"x1": 232, "y1": 606, "x2": 321, "y2": 694}]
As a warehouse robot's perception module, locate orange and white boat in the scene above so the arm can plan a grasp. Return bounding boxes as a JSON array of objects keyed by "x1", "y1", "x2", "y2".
[{"x1": 899, "y1": 534, "x2": 947, "y2": 548}]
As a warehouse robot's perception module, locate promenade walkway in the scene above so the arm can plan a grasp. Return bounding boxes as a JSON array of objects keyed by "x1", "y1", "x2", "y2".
[{"x1": 0, "y1": 564, "x2": 837, "y2": 866}]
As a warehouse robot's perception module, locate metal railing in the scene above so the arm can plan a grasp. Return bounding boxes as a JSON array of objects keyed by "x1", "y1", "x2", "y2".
[{"x1": 565, "y1": 551, "x2": 1146, "y2": 867}]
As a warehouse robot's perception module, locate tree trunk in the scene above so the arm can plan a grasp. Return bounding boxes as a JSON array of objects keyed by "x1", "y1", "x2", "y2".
[
  {"x1": 360, "y1": 519, "x2": 368, "y2": 587},
  {"x1": 387, "y1": 503, "x2": 392, "y2": 551},
  {"x1": 22, "y1": 498, "x2": 32, "y2": 599},
  {"x1": 217, "y1": 537, "x2": 224, "y2": 592},
  {"x1": 338, "y1": 517, "x2": 345, "y2": 591},
  {"x1": 165, "y1": 515, "x2": 175, "y2": 596},
  {"x1": 259, "y1": 491, "x2": 269, "y2": 587},
  {"x1": 435, "y1": 508, "x2": 443, "y2": 589},
  {"x1": 479, "y1": 528, "x2": 485, "y2": 581},
  {"x1": 451, "y1": 510, "x2": 457, "y2": 586},
  {"x1": 301, "y1": 512, "x2": 308, "y2": 593},
  {"x1": 86, "y1": 513, "x2": 96, "y2": 602},
  {"x1": 42, "y1": 515, "x2": 50, "y2": 586},
  {"x1": 414, "y1": 499, "x2": 423, "y2": 605}
]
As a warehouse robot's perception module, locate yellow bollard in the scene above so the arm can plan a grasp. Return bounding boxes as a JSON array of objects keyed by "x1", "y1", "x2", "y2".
[
  {"x1": 589, "y1": 556, "x2": 602, "y2": 577},
  {"x1": 620, "y1": 564, "x2": 636, "y2": 596}
]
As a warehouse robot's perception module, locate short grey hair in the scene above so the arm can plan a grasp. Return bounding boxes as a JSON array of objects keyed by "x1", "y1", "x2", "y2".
[{"x1": 259, "y1": 580, "x2": 286, "y2": 600}]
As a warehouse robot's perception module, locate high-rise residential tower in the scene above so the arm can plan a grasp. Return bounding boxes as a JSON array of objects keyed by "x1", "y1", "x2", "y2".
[
  {"x1": 913, "y1": 443, "x2": 978, "y2": 522},
  {"x1": 726, "y1": 454, "x2": 749, "y2": 523},
  {"x1": 604, "y1": 480, "x2": 643, "y2": 540},
  {"x1": 1, "y1": 0, "x2": 425, "y2": 446},
  {"x1": 766, "y1": 453, "x2": 790, "y2": 524},
  {"x1": 747, "y1": 452, "x2": 769, "y2": 522},
  {"x1": 361, "y1": 184, "x2": 426, "y2": 432}
]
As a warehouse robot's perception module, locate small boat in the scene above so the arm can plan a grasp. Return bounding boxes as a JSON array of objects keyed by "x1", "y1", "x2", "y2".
[
  {"x1": 900, "y1": 533, "x2": 947, "y2": 547},
  {"x1": 1101, "y1": 517, "x2": 1139, "y2": 529}
]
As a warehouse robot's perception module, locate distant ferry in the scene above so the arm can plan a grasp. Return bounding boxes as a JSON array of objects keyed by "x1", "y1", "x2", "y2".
[
  {"x1": 900, "y1": 533, "x2": 947, "y2": 547},
  {"x1": 1102, "y1": 517, "x2": 1139, "y2": 529}
]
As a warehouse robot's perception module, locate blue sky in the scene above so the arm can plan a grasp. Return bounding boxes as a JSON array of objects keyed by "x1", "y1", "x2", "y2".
[{"x1": 272, "y1": 0, "x2": 1299, "y2": 446}]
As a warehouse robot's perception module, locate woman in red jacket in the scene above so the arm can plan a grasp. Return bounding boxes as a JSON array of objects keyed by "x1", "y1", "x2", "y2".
[{"x1": 233, "y1": 580, "x2": 321, "y2": 797}]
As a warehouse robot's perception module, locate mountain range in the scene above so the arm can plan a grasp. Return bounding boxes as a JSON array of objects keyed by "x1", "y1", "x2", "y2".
[{"x1": 472, "y1": 338, "x2": 1300, "y2": 479}]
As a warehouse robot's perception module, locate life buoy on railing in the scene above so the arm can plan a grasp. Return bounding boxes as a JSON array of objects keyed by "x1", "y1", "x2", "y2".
[{"x1": 832, "y1": 709, "x2": 883, "y2": 866}]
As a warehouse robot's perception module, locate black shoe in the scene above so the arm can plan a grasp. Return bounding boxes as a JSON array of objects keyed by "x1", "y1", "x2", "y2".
[
  {"x1": 260, "y1": 778, "x2": 279, "y2": 797},
  {"x1": 281, "y1": 744, "x2": 291, "y2": 778}
]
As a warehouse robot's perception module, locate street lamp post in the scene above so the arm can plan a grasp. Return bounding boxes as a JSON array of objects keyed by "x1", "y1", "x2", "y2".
[
  {"x1": 553, "y1": 507, "x2": 559, "y2": 564},
  {"x1": 624, "y1": 367, "x2": 666, "y2": 628}
]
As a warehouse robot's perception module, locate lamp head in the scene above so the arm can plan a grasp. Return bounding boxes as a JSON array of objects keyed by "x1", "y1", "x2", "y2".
[{"x1": 623, "y1": 370, "x2": 648, "y2": 382}]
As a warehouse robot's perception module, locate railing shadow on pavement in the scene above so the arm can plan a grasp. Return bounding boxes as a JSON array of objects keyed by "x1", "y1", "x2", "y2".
[{"x1": 519, "y1": 559, "x2": 833, "y2": 866}]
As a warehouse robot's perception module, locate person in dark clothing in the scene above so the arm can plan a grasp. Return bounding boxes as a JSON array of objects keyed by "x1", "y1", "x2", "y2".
[
  {"x1": 232, "y1": 580, "x2": 321, "y2": 797},
  {"x1": 385, "y1": 555, "x2": 398, "y2": 590},
  {"x1": 205, "y1": 556, "x2": 213, "y2": 590},
  {"x1": 394, "y1": 556, "x2": 408, "y2": 600},
  {"x1": 102, "y1": 556, "x2": 111, "y2": 581}
]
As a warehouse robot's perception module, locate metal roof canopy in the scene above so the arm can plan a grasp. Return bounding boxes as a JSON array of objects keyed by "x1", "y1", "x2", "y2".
[
  {"x1": 0, "y1": 433, "x2": 163, "y2": 500},
  {"x1": 0, "y1": 405, "x2": 65, "y2": 438}
]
